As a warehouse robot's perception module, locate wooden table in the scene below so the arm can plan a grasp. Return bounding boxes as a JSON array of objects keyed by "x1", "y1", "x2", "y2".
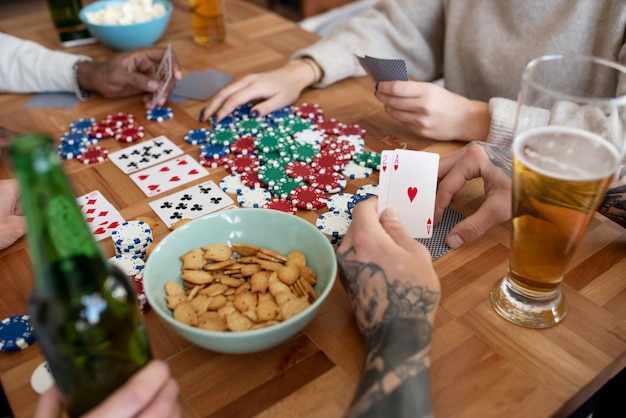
[{"x1": 1, "y1": 1, "x2": 626, "y2": 417}]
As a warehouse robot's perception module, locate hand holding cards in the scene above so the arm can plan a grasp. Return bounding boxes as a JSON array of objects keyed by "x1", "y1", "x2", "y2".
[
  {"x1": 151, "y1": 44, "x2": 174, "y2": 108},
  {"x1": 378, "y1": 149, "x2": 439, "y2": 238}
]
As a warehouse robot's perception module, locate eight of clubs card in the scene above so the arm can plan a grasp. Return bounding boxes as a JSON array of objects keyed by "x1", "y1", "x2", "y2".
[{"x1": 378, "y1": 149, "x2": 439, "y2": 238}]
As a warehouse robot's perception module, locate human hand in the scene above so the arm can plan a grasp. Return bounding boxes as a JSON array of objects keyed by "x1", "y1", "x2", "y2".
[
  {"x1": 0, "y1": 179, "x2": 26, "y2": 251},
  {"x1": 77, "y1": 47, "x2": 182, "y2": 109},
  {"x1": 435, "y1": 142, "x2": 512, "y2": 248},
  {"x1": 375, "y1": 80, "x2": 490, "y2": 142},
  {"x1": 199, "y1": 59, "x2": 319, "y2": 122},
  {"x1": 34, "y1": 360, "x2": 181, "y2": 418}
]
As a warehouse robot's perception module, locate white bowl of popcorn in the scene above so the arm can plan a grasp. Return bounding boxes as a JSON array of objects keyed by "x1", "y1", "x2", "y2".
[
  {"x1": 142, "y1": 208, "x2": 338, "y2": 354},
  {"x1": 79, "y1": 0, "x2": 172, "y2": 51}
]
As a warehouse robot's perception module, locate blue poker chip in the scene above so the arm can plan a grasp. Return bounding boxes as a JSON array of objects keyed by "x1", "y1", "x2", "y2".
[
  {"x1": 266, "y1": 106, "x2": 293, "y2": 122},
  {"x1": 232, "y1": 103, "x2": 254, "y2": 118},
  {"x1": 347, "y1": 193, "x2": 377, "y2": 213},
  {"x1": 69, "y1": 117, "x2": 96, "y2": 132},
  {"x1": 57, "y1": 142, "x2": 87, "y2": 160},
  {"x1": 60, "y1": 131, "x2": 90, "y2": 146},
  {"x1": 212, "y1": 114, "x2": 238, "y2": 130},
  {"x1": 146, "y1": 107, "x2": 174, "y2": 122},
  {"x1": 0, "y1": 315, "x2": 35, "y2": 352},
  {"x1": 184, "y1": 128, "x2": 210, "y2": 145},
  {"x1": 199, "y1": 143, "x2": 230, "y2": 159}
]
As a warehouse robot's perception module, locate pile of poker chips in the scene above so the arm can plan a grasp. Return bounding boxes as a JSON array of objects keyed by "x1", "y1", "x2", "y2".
[
  {"x1": 108, "y1": 254, "x2": 150, "y2": 313},
  {"x1": 111, "y1": 220, "x2": 153, "y2": 261},
  {"x1": 181, "y1": 102, "x2": 381, "y2": 247}
]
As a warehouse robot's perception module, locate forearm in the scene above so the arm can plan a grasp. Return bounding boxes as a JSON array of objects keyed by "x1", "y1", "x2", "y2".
[{"x1": 598, "y1": 165, "x2": 626, "y2": 228}]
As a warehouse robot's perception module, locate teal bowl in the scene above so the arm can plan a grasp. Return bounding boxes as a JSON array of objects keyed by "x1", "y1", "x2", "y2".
[
  {"x1": 143, "y1": 208, "x2": 338, "y2": 354},
  {"x1": 79, "y1": 0, "x2": 172, "y2": 51}
]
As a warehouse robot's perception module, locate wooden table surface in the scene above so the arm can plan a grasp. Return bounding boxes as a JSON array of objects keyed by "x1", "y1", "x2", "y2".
[{"x1": 1, "y1": 1, "x2": 626, "y2": 417}]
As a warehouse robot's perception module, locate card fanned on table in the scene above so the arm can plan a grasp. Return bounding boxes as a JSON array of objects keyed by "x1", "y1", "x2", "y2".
[
  {"x1": 169, "y1": 68, "x2": 234, "y2": 102},
  {"x1": 130, "y1": 154, "x2": 208, "y2": 197},
  {"x1": 356, "y1": 55, "x2": 409, "y2": 82},
  {"x1": 149, "y1": 180, "x2": 235, "y2": 228},
  {"x1": 76, "y1": 190, "x2": 125, "y2": 241}
]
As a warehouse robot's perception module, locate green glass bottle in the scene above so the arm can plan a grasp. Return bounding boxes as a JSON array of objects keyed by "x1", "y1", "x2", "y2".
[{"x1": 9, "y1": 134, "x2": 151, "y2": 417}]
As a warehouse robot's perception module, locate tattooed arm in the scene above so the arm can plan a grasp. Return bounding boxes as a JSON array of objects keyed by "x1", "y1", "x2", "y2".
[
  {"x1": 336, "y1": 198, "x2": 440, "y2": 418},
  {"x1": 435, "y1": 142, "x2": 626, "y2": 250}
]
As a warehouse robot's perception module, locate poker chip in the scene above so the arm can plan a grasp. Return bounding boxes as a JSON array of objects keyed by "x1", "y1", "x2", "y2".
[
  {"x1": 200, "y1": 155, "x2": 229, "y2": 168},
  {"x1": 111, "y1": 221, "x2": 153, "y2": 259},
  {"x1": 108, "y1": 254, "x2": 145, "y2": 278},
  {"x1": 30, "y1": 361, "x2": 54, "y2": 395},
  {"x1": 272, "y1": 177, "x2": 305, "y2": 200},
  {"x1": 106, "y1": 112, "x2": 134, "y2": 128},
  {"x1": 57, "y1": 141, "x2": 87, "y2": 160},
  {"x1": 339, "y1": 123, "x2": 367, "y2": 137},
  {"x1": 185, "y1": 128, "x2": 210, "y2": 145},
  {"x1": 86, "y1": 120, "x2": 116, "y2": 139},
  {"x1": 341, "y1": 160, "x2": 373, "y2": 179},
  {"x1": 209, "y1": 128, "x2": 239, "y2": 146},
  {"x1": 289, "y1": 185, "x2": 327, "y2": 210},
  {"x1": 311, "y1": 151, "x2": 344, "y2": 173},
  {"x1": 240, "y1": 170, "x2": 265, "y2": 189},
  {"x1": 236, "y1": 117, "x2": 266, "y2": 135},
  {"x1": 316, "y1": 118, "x2": 345, "y2": 135},
  {"x1": 224, "y1": 154, "x2": 260, "y2": 174},
  {"x1": 238, "y1": 187, "x2": 272, "y2": 208},
  {"x1": 323, "y1": 138, "x2": 357, "y2": 160},
  {"x1": 327, "y1": 192, "x2": 354, "y2": 213},
  {"x1": 348, "y1": 193, "x2": 377, "y2": 213},
  {"x1": 264, "y1": 198, "x2": 297, "y2": 215},
  {"x1": 69, "y1": 117, "x2": 96, "y2": 132},
  {"x1": 220, "y1": 173, "x2": 246, "y2": 194},
  {"x1": 230, "y1": 135, "x2": 256, "y2": 155},
  {"x1": 293, "y1": 128, "x2": 326, "y2": 147},
  {"x1": 266, "y1": 106, "x2": 293, "y2": 121},
  {"x1": 146, "y1": 106, "x2": 173, "y2": 122},
  {"x1": 232, "y1": 103, "x2": 254, "y2": 118},
  {"x1": 352, "y1": 150, "x2": 381, "y2": 170},
  {"x1": 356, "y1": 183, "x2": 379, "y2": 196},
  {"x1": 199, "y1": 142, "x2": 230, "y2": 159},
  {"x1": 0, "y1": 315, "x2": 35, "y2": 352},
  {"x1": 310, "y1": 171, "x2": 347, "y2": 193},
  {"x1": 316, "y1": 210, "x2": 352, "y2": 238},
  {"x1": 293, "y1": 102, "x2": 323, "y2": 120},
  {"x1": 77, "y1": 146, "x2": 109, "y2": 165},
  {"x1": 253, "y1": 129, "x2": 286, "y2": 153},
  {"x1": 257, "y1": 162, "x2": 288, "y2": 187},
  {"x1": 285, "y1": 161, "x2": 315, "y2": 182},
  {"x1": 115, "y1": 125, "x2": 145, "y2": 143},
  {"x1": 211, "y1": 114, "x2": 238, "y2": 130},
  {"x1": 277, "y1": 115, "x2": 312, "y2": 136},
  {"x1": 336, "y1": 134, "x2": 365, "y2": 154},
  {"x1": 60, "y1": 131, "x2": 90, "y2": 146},
  {"x1": 289, "y1": 141, "x2": 319, "y2": 163}
]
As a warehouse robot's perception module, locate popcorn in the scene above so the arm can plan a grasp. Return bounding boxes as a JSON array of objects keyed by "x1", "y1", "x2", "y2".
[{"x1": 85, "y1": 0, "x2": 167, "y2": 25}]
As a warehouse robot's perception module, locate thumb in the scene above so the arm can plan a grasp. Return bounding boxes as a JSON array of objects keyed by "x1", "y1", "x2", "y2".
[{"x1": 379, "y1": 207, "x2": 416, "y2": 248}]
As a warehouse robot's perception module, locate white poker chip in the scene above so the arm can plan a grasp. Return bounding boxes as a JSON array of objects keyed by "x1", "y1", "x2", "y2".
[
  {"x1": 30, "y1": 361, "x2": 55, "y2": 395},
  {"x1": 111, "y1": 221, "x2": 153, "y2": 248},
  {"x1": 293, "y1": 128, "x2": 326, "y2": 146},
  {"x1": 316, "y1": 210, "x2": 352, "y2": 238},
  {"x1": 336, "y1": 134, "x2": 365, "y2": 154},
  {"x1": 220, "y1": 173, "x2": 246, "y2": 195},
  {"x1": 356, "y1": 183, "x2": 379, "y2": 196},
  {"x1": 108, "y1": 254, "x2": 145, "y2": 278},
  {"x1": 238, "y1": 188, "x2": 272, "y2": 208},
  {"x1": 327, "y1": 193, "x2": 354, "y2": 213},
  {"x1": 341, "y1": 160, "x2": 373, "y2": 179}
]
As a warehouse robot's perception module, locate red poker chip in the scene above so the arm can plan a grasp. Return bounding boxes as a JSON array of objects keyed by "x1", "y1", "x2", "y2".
[
  {"x1": 285, "y1": 161, "x2": 315, "y2": 182},
  {"x1": 115, "y1": 125, "x2": 145, "y2": 143},
  {"x1": 86, "y1": 121, "x2": 116, "y2": 139},
  {"x1": 77, "y1": 146, "x2": 108, "y2": 165},
  {"x1": 289, "y1": 185, "x2": 327, "y2": 210},
  {"x1": 293, "y1": 103, "x2": 324, "y2": 120},
  {"x1": 240, "y1": 170, "x2": 266, "y2": 188},
  {"x1": 230, "y1": 135, "x2": 256, "y2": 155},
  {"x1": 199, "y1": 155, "x2": 229, "y2": 168},
  {"x1": 322, "y1": 138, "x2": 357, "y2": 160},
  {"x1": 309, "y1": 171, "x2": 346, "y2": 193},
  {"x1": 264, "y1": 198, "x2": 297, "y2": 215},
  {"x1": 224, "y1": 154, "x2": 260, "y2": 174},
  {"x1": 311, "y1": 151, "x2": 345, "y2": 173},
  {"x1": 315, "y1": 118, "x2": 345, "y2": 135},
  {"x1": 339, "y1": 123, "x2": 367, "y2": 137},
  {"x1": 106, "y1": 112, "x2": 134, "y2": 128}
]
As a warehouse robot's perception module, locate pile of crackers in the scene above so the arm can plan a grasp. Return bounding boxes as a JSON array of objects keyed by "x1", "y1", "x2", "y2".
[{"x1": 164, "y1": 243, "x2": 318, "y2": 332}]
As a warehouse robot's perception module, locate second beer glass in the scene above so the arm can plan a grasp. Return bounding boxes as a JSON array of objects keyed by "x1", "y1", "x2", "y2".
[
  {"x1": 490, "y1": 55, "x2": 626, "y2": 328},
  {"x1": 188, "y1": 0, "x2": 225, "y2": 45}
]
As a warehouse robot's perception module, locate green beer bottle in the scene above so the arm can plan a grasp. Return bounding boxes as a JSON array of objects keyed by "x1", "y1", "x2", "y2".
[{"x1": 9, "y1": 134, "x2": 151, "y2": 417}]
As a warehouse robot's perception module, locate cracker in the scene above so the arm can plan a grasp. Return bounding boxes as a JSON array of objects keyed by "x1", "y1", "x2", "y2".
[
  {"x1": 180, "y1": 249, "x2": 206, "y2": 270},
  {"x1": 202, "y1": 243, "x2": 233, "y2": 261}
]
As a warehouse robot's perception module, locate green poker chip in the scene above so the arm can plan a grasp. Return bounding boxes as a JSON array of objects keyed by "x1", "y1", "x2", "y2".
[
  {"x1": 209, "y1": 128, "x2": 239, "y2": 146},
  {"x1": 273, "y1": 177, "x2": 305, "y2": 199},
  {"x1": 253, "y1": 130, "x2": 286, "y2": 153},
  {"x1": 236, "y1": 117, "x2": 266, "y2": 135},
  {"x1": 289, "y1": 142, "x2": 318, "y2": 163},
  {"x1": 257, "y1": 162, "x2": 288, "y2": 187},
  {"x1": 352, "y1": 150, "x2": 381, "y2": 170}
]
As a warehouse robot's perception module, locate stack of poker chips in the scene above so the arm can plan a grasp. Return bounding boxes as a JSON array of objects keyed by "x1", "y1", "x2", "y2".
[
  {"x1": 108, "y1": 254, "x2": 150, "y2": 313},
  {"x1": 111, "y1": 220, "x2": 153, "y2": 261}
]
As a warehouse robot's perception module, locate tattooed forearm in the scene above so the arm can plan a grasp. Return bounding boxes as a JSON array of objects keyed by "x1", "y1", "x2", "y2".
[
  {"x1": 337, "y1": 247, "x2": 438, "y2": 418},
  {"x1": 476, "y1": 142, "x2": 512, "y2": 176}
]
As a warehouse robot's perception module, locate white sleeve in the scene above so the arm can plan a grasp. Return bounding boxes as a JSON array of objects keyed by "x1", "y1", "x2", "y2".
[{"x1": 0, "y1": 33, "x2": 90, "y2": 94}]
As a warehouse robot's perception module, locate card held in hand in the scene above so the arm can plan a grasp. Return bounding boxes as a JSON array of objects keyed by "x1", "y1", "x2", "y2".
[
  {"x1": 356, "y1": 55, "x2": 409, "y2": 82},
  {"x1": 377, "y1": 149, "x2": 439, "y2": 238},
  {"x1": 150, "y1": 43, "x2": 173, "y2": 108}
]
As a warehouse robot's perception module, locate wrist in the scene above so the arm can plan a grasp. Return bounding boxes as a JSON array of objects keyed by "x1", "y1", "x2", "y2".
[
  {"x1": 291, "y1": 58, "x2": 323, "y2": 88},
  {"x1": 462, "y1": 100, "x2": 490, "y2": 142},
  {"x1": 73, "y1": 58, "x2": 95, "y2": 100}
]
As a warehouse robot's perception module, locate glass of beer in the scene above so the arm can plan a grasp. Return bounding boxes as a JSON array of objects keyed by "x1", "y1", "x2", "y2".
[
  {"x1": 188, "y1": 0, "x2": 225, "y2": 46},
  {"x1": 490, "y1": 55, "x2": 626, "y2": 328}
]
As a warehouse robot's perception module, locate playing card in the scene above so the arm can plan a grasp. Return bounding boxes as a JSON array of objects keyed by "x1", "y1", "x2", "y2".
[
  {"x1": 356, "y1": 55, "x2": 409, "y2": 82},
  {"x1": 169, "y1": 68, "x2": 233, "y2": 102},
  {"x1": 418, "y1": 207, "x2": 466, "y2": 260},
  {"x1": 108, "y1": 135, "x2": 184, "y2": 174},
  {"x1": 24, "y1": 93, "x2": 79, "y2": 109},
  {"x1": 150, "y1": 43, "x2": 173, "y2": 108},
  {"x1": 130, "y1": 154, "x2": 208, "y2": 197},
  {"x1": 76, "y1": 190, "x2": 125, "y2": 241},
  {"x1": 149, "y1": 180, "x2": 236, "y2": 227},
  {"x1": 378, "y1": 149, "x2": 439, "y2": 238},
  {"x1": 377, "y1": 150, "x2": 394, "y2": 214}
]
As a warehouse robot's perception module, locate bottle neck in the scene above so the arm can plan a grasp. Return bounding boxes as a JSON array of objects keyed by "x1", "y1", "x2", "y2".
[{"x1": 10, "y1": 134, "x2": 108, "y2": 295}]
